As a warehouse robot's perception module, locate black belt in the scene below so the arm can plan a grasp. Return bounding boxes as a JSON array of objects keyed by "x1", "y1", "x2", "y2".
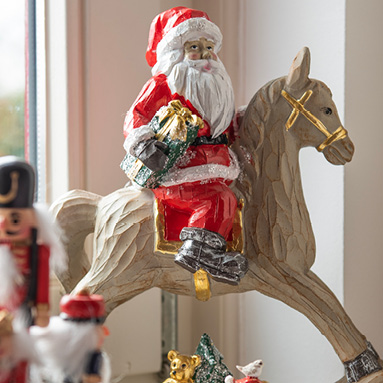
[{"x1": 191, "y1": 134, "x2": 228, "y2": 146}]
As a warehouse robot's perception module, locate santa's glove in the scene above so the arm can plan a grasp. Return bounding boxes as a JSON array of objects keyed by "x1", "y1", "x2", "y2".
[
  {"x1": 225, "y1": 375, "x2": 234, "y2": 383},
  {"x1": 133, "y1": 138, "x2": 168, "y2": 172}
]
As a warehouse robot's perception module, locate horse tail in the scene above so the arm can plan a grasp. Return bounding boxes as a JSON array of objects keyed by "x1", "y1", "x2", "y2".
[
  {"x1": 71, "y1": 187, "x2": 156, "y2": 310},
  {"x1": 50, "y1": 189, "x2": 102, "y2": 293}
]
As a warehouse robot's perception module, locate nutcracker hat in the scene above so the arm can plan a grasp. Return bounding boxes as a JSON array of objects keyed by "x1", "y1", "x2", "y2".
[
  {"x1": 60, "y1": 289, "x2": 106, "y2": 324},
  {"x1": 0, "y1": 156, "x2": 35, "y2": 209},
  {"x1": 146, "y1": 6, "x2": 223, "y2": 67}
]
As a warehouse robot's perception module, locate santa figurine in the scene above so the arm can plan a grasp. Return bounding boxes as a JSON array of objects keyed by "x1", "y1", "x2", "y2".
[
  {"x1": 121, "y1": 7, "x2": 248, "y2": 285},
  {"x1": 0, "y1": 156, "x2": 66, "y2": 328},
  {"x1": 30, "y1": 289, "x2": 111, "y2": 383}
]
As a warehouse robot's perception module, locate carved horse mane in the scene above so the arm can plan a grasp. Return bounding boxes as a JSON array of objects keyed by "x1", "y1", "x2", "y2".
[
  {"x1": 235, "y1": 74, "x2": 317, "y2": 269},
  {"x1": 51, "y1": 48, "x2": 383, "y2": 382}
]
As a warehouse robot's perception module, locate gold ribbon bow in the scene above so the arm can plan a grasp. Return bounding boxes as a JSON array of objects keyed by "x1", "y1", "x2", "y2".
[{"x1": 156, "y1": 100, "x2": 203, "y2": 142}]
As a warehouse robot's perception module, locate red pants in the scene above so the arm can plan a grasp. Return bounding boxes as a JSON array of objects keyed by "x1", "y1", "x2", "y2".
[{"x1": 153, "y1": 180, "x2": 237, "y2": 240}]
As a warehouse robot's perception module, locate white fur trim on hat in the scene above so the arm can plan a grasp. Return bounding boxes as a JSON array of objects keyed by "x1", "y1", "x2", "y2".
[{"x1": 156, "y1": 17, "x2": 222, "y2": 62}]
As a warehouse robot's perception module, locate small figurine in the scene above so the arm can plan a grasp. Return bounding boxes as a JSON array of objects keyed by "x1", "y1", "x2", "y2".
[
  {"x1": 163, "y1": 350, "x2": 201, "y2": 383},
  {"x1": 0, "y1": 156, "x2": 66, "y2": 328},
  {"x1": 225, "y1": 360, "x2": 266, "y2": 383},
  {"x1": 194, "y1": 333, "x2": 232, "y2": 383},
  {"x1": 30, "y1": 289, "x2": 110, "y2": 383},
  {"x1": 120, "y1": 7, "x2": 248, "y2": 285}
]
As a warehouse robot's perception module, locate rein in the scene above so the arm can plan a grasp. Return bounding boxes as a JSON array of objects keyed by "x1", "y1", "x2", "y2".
[{"x1": 281, "y1": 89, "x2": 348, "y2": 151}]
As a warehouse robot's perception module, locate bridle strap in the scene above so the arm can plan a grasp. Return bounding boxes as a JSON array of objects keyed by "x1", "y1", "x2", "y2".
[{"x1": 281, "y1": 89, "x2": 348, "y2": 152}]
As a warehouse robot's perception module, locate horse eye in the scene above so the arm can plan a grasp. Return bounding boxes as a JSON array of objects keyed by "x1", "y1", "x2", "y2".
[{"x1": 321, "y1": 107, "x2": 332, "y2": 115}]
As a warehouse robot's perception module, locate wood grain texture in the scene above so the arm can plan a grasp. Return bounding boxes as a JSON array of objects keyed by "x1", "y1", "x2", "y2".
[{"x1": 51, "y1": 48, "x2": 382, "y2": 382}]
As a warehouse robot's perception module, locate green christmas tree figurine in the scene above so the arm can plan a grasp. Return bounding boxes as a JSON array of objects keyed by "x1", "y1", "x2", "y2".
[{"x1": 194, "y1": 333, "x2": 232, "y2": 383}]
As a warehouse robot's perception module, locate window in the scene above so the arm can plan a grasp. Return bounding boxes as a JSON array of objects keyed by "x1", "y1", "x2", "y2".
[{"x1": 0, "y1": 0, "x2": 25, "y2": 158}]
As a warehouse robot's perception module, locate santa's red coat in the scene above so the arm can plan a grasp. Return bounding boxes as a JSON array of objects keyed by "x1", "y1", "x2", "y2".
[
  {"x1": 123, "y1": 73, "x2": 236, "y2": 176},
  {"x1": 123, "y1": 73, "x2": 240, "y2": 239}
]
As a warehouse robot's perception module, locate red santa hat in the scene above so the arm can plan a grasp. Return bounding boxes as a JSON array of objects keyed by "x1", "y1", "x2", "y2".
[
  {"x1": 60, "y1": 289, "x2": 105, "y2": 323},
  {"x1": 146, "y1": 6, "x2": 223, "y2": 67}
]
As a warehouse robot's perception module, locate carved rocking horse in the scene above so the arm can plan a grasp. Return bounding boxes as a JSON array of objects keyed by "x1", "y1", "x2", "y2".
[{"x1": 51, "y1": 48, "x2": 382, "y2": 383}]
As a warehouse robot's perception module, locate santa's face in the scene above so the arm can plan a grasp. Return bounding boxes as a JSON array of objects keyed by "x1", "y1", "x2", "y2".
[
  {"x1": 0, "y1": 208, "x2": 37, "y2": 242},
  {"x1": 167, "y1": 54, "x2": 235, "y2": 138},
  {"x1": 184, "y1": 38, "x2": 217, "y2": 61}
]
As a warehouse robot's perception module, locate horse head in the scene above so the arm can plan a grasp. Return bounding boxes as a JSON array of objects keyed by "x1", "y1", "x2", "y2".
[{"x1": 283, "y1": 47, "x2": 354, "y2": 165}]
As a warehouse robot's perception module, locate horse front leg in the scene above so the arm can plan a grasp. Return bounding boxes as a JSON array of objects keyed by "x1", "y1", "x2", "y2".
[
  {"x1": 306, "y1": 271, "x2": 383, "y2": 383},
  {"x1": 253, "y1": 262, "x2": 383, "y2": 383}
]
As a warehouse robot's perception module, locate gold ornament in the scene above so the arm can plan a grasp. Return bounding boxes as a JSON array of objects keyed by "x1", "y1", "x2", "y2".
[
  {"x1": 157, "y1": 100, "x2": 203, "y2": 142},
  {"x1": 194, "y1": 269, "x2": 211, "y2": 302}
]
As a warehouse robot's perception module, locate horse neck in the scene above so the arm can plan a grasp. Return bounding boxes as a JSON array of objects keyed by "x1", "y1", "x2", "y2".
[
  {"x1": 237, "y1": 83, "x2": 315, "y2": 262},
  {"x1": 257, "y1": 117, "x2": 308, "y2": 221}
]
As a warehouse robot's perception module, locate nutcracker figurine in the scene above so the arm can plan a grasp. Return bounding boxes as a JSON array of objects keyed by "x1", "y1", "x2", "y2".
[
  {"x1": 0, "y1": 156, "x2": 66, "y2": 327},
  {"x1": 121, "y1": 7, "x2": 248, "y2": 285},
  {"x1": 30, "y1": 289, "x2": 110, "y2": 383}
]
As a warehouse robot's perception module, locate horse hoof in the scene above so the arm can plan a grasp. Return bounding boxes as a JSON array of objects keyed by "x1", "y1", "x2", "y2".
[
  {"x1": 356, "y1": 371, "x2": 383, "y2": 383},
  {"x1": 337, "y1": 371, "x2": 383, "y2": 383}
]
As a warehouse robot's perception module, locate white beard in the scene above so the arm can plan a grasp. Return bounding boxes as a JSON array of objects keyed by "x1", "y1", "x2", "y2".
[
  {"x1": 0, "y1": 245, "x2": 22, "y2": 307},
  {"x1": 166, "y1": 58, "x2": 235, "y2": 138},
  {"x1": 30, "y1": 317, "x2": 111, "y2": 383}
]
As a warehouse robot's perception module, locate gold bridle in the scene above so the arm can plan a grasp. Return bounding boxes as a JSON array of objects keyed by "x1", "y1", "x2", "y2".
[{"x1": 281, "y1": 89, "x2": 348, "y2": 152}]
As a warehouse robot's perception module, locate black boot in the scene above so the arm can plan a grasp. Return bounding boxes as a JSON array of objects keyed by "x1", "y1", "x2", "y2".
[{"x1": 175, "y1": 227, "x2": 248, "y2": 285}]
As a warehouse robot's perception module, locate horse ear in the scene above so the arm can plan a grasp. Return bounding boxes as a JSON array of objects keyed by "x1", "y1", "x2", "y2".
[{"x1": 286, "y1": 47, "x2": 311, "y2": 91}]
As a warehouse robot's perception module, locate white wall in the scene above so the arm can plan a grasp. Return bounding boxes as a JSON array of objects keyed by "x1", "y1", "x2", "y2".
[
  {"x1": 344, "y1": 0, "x2": 383, "y2": 358},
  {"x1": 237, "y1": 1, "x2": 346, "y2": 382}
]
